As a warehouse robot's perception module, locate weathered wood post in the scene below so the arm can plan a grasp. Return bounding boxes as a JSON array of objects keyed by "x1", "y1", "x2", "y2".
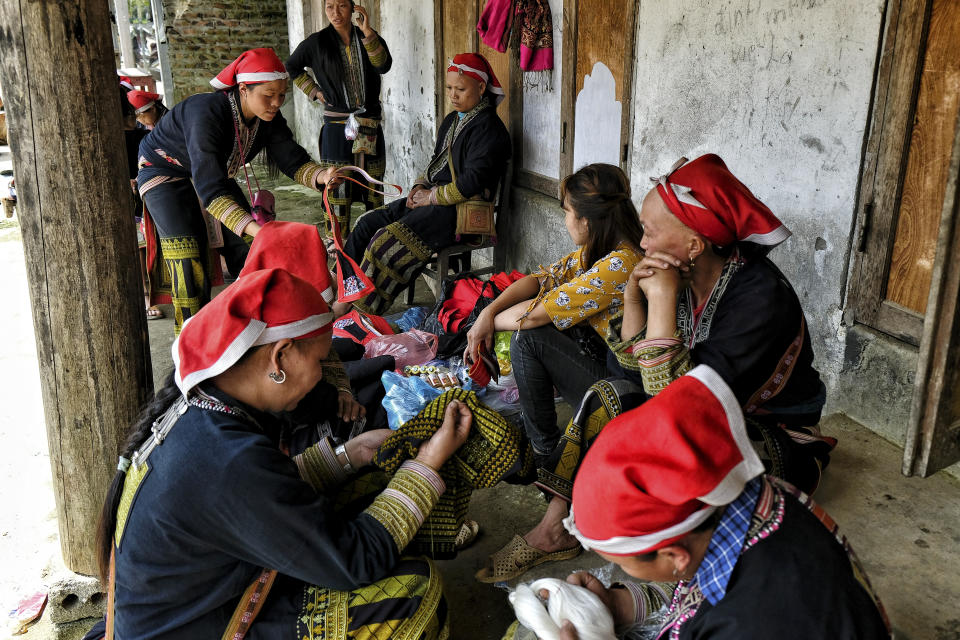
[{"x1": 0, "y1": 1, "x2": 153, "y2": 574}]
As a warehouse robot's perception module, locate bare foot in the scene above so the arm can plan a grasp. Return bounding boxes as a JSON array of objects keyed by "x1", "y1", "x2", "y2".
[{"x1": 522, "y1": 497, "x2": 579, "y2": 552}]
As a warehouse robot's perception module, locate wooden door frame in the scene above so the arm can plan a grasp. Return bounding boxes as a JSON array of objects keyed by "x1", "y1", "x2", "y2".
[
  {"x1": 903, "y1": 106, "x2": 960, "y2": 476},
  {"x1": 846, "y1": 0, "x2": 933, "y2": 345}
]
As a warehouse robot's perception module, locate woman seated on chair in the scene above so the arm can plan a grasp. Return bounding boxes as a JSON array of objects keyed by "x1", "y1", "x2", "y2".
[
  {"x1": 528, "y1": 365, "x2": 889, "y2": 640},
  {"x1": 466, "y1": 163, "x2": 646, "y2": 581},
  {"x1": 92, "y1": 236, "x2": 474, "y2": 638},
  {"x1": 337, "y1": 52, "x2": 511, "y2": 316}
]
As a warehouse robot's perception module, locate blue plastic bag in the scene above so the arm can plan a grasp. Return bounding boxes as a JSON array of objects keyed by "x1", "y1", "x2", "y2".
[{"x1": 381, "y1": 370, "x2": 443, "y2": 430}]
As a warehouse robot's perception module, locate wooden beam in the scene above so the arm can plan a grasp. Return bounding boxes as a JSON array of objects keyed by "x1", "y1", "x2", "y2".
[{"x1": 0, "y1": 0, "x2": 153, "y2": 574}]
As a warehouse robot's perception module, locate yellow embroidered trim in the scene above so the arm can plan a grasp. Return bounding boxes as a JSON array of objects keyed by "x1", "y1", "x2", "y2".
[
  {"x1": 114, "y1": 461, "x2": 149, "y2": 548},
  {"x1": 363, "y1": 468, "x2": 440, "y2": 550},
  {"x1": 294, "y1": 161, "x2": 325, "y2": 189},
  {"x1": 294, "y1": 438, "x2": 346, "y2": 492},
  {"x1": 434, "y1": 180, "x2": 466, "y2": 206},
  {"x1": 293, "y1": 72, "x2": 318, "y2": 96},
  {"x1": 363, "y1": 34, "x2": 387, "y2": 68},
  {"x1": 635, "y1": 334, "x2": 691, "y2": 396},
  {"x1": 206, "y1": 195, "x2": 252, "y2": 235}
]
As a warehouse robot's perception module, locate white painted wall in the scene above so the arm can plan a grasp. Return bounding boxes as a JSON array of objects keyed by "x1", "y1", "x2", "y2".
[
  {"x1": 285, "y1": 0, "x2": 321, "y2": 157},
  {"x1": 628, "y1": 0, "x2": 886, "y2": 397},
  {"x1": 520, "y1": 0, "x2": 563, "y2": 179},
  {"x1": 378, "y1": 0, "x2": 437, "y2": 191},
  {"x1": 574, "y1": 61, "x2": 622, "y2": 169}
]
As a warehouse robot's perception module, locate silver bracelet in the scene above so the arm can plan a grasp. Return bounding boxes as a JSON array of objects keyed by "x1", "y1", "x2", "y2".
[{"x1": 334, "y1": 443, "x2": 354, "y2": 474}]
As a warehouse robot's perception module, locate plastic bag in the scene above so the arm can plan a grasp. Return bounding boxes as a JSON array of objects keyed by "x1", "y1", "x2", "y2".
[
  {"x1": 509, "y1": 578, "x2": 616, "y2": 640},
  {"x1": 364, "y1": 329, "x2": 438, "y2": 370},
  {"x1": 381, "y1": 370, "x2": 443, "y2": 430},
  {"x1": 494, "y1": 330, "x2": 513, "y2": 374}
]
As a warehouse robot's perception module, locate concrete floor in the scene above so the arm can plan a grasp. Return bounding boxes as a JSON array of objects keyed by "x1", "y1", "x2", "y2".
[{"x1": 3, "y1": 167, "x2": 959, "y2": 639}]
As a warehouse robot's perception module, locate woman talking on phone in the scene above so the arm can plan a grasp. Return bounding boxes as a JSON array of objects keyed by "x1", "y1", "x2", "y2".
[{"x1": 286, "y1": 0, "x2": 392, "y2": 233}]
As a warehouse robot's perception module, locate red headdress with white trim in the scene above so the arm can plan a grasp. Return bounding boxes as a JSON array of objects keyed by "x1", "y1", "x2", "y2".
[
  {"x1": 210, "y1": 47, "x2": 289, "y2": 90},
  {"x1": 239, "y1": 221, "x2": 336, "y2": 306},
  {"x1": 652, "y1": 154, "x2": 790, "y2": 250},
  {"x1": 172, "y1": 268, "x2": 333, "y2": 397},
  {"x1": 447, "y1": 52, "x2": 505, "y2": 106},
  {"x1": 563, "y1": 364, "x2": 765, "y2": 555},
  {"x1": 127, "y1": 90, "x2": 161, "y2": 114},
  {"x1": 118, "y1": 75, "x2": 135, "y2": 91}
]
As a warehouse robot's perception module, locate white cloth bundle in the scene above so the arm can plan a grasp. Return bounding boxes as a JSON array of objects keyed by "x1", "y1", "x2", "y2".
[{"x1": 508, "y1": 578, "x2": 617, "y2": 640}]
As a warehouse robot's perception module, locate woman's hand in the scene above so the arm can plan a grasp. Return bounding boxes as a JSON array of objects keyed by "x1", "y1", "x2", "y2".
[
  {"x1": 243, "y1": 220, "x2": 263, "y2": 237},
  {"x1": 537, "y1": 572, "x2": 634, "y2": 629},
  {"x1": 345, "y1": 428, "x2": 393, "y2": 468},
  {"x1": 318, "y1": 166, "x2": 343, "y2": 190},
  {"x1": 416, "y1": 400, "x2": 472, "y2": 469},
  {"x1": 408, "y1": 187, "x2": 433, "y2": 209},
  {"x1": 463, "y1": 309, "x2": 495, "y2": 364},
  {"x1": 406, "y1": 184, "x2": 424, "y2": 208},
  {"x1": 337, "y1": 390, "x2": 365, "y2": 421},
  {"x1": 634, "y1": 250, "x2": 686, "y2": 300},
  {"x1": 353, "y1": 5, "x2": 374, "y2": 37}
]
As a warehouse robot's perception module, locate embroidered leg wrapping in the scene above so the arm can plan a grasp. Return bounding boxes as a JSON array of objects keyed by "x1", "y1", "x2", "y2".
[
  {"x1": 159, "y1": 236, "x2": 210, "y2": 334},
  {"x1": 354, "y1": 222, "x2": 432, "y2": 315}
]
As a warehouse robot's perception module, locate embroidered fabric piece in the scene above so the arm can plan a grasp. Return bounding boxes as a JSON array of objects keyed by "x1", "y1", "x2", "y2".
[
  {"x1": 676, "y1": 250, "x2": 744, "y2": 348},
  {"x1": 225, "y1": 92, "x2": 260, "y2": 179}
]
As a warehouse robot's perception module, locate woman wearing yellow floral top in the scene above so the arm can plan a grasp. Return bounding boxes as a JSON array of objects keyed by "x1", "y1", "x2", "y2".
[{"x1": 465, "y1": 163, "x2": 644, "y2": 462}]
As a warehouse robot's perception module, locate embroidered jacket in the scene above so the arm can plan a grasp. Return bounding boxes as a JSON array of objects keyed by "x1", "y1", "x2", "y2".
[
  {"x1": 137, "y1": 91, "x2": 324, "y2": 236},
  {"x1": 286, "y1": 25, "x2": 392, "y2": 118},
  {"x1": 111, "y1": 386, "x2": 443, "y2": 639}
]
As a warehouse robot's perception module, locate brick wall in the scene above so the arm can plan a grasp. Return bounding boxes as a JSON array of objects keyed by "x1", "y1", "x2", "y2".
[{"x1": 163, "y1": 0, "x2": 288, "y2": 104}]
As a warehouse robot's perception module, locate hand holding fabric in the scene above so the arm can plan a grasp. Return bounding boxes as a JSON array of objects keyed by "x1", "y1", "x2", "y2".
[
  {"x1": 345, "y1": 428, "x2": 393, "y2": 467},
  {"x1": 415, "y1": 399, "x2": 472, "y2": 469}
]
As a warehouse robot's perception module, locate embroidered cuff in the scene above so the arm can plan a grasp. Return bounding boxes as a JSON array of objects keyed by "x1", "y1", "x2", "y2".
[
  {"x1": 207, "y1": 195, "x2": 253, "y2": 236},
  {"x1": 604, "y1": 312, "x2": 644, "y2": 373},
  {"x1": 363, "y1": 460, "x2": 445, "y2": 550},
  {"x1": 294, "y1": 161, "x2": 326, "y2": 190},
  {"x1": 362, "y1": 33, "x2": 388, "y2": 69},
  {"x1": 434, "y1": 180, "x2": 467, "y2": 206},
  {"x1": 613, "y1": 581, "x2": 672, "y2": 629},
  {"x1": 294, "y1": 436, "x2": 347, "y2": 492},
  {"x1": 294, "y1": 72, "x2": 320, "y2": 97},
  {"x1": 634, "y1": 335, "x2": 691, "y2": 396}
]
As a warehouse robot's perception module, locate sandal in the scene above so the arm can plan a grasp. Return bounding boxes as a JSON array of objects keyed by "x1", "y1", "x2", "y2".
[
  {"x1": 455, "y1": 519, "x2": 480, "y2": 551},
  {"x1": 474, "y1": 535, "x2": 581, "y2": 583},
  {"x1": 146, "y1": 306, "x2": 165, "y2": 320}
]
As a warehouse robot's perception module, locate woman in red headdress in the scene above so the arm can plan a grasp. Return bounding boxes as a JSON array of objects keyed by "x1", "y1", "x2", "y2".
[
  {"x1": 126, "y1": 89, "x2": 168, "y2": 130},
  {"x1": 505, "y1": 365, "x2": 888, "y2": 640},
  {"x1": 484, "y1": 154, "x2": 837, "y2": 583},
  {"x1": 89, "y1": 234, "x2": 474, "y2": 638},
  {"x1": 334, "y1": 52, "x2": 511, "y2": 316},
  {"x1": 136, "y1": 47, "x2": 340, "y2": 333}
]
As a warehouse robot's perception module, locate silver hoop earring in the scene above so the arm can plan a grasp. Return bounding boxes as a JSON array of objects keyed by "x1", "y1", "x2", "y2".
[{"x1": 268, "y1": 369, "x2": 286, "y2": 384}]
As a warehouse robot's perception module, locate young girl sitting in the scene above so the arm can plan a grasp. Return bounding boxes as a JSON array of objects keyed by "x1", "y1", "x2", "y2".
[{"x1": 466, "y1": 165, "x2": 644, "y2": 580}]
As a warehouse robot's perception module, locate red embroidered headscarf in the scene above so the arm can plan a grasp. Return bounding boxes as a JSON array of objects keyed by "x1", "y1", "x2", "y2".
[
  {"x1": 563, "y1": 365, "x2": 765, "y2": 555},
  {"x1": 210, "y1": 47, "x2": 289, "y2": 90},
  {"x1": 447, "y1": 53, "x2": 505, "y2": 106},
  {"x1": 126, "y1": 90, "x2": 161, "y2": 114},
  {"x1": 172, "y1": 269, "x2": 332, "y2": 397},
  {"x1": 652, "y1": 154, "x2": 790, "y2": 249}
]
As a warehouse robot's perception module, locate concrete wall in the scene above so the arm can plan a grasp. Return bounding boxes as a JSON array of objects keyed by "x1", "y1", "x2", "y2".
[
  {"x1": 627, "y1": 0, "x2": 886, "y2": 408},
  {"x1": 285, "y1": 0, "x2": 321, "y2": 157},
  {"x1": 162, "y1": 0, "x2": 289, "y2": 104},
  {"x1": 378, "y1": 1, "x2": 438, "y2": 191}
]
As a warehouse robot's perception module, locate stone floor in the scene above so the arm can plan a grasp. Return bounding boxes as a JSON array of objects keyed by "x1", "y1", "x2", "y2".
[{"x1": 3, "y1": 166, "x2": 959, "y2": 639}]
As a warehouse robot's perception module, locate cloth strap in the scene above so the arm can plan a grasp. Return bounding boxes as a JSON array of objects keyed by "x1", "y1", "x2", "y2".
[{"x1": 323, "y1": 165, "x2": 402, "y2": 303}]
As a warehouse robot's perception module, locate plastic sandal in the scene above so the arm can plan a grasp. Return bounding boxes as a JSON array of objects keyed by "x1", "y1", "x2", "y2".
[{"x1": 474, "y1": 535, "x2": 581, "y2": 583}]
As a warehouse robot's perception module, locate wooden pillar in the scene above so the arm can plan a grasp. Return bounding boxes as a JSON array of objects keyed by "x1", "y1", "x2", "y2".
[{"x1": 0, "y1": 0, "x2": 153, "y2": 574}]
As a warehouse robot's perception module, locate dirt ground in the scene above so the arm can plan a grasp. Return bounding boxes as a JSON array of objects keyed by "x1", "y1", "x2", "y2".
[{"x1": 1, "y1": 159, "x2": 959, "y2": 639}]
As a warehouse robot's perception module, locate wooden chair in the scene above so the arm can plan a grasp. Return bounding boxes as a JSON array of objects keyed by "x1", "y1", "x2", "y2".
[{"x1": 407, "y1": 163, "x2": 511, "y2": 303}]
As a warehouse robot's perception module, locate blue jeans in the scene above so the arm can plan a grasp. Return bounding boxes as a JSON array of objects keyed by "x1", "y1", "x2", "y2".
[{"x1": 510, "y1": 325, "x2": 609, "y2": 457}]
